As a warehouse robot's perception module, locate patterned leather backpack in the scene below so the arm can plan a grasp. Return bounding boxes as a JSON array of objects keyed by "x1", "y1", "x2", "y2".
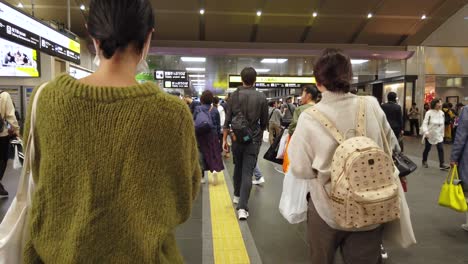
[{"x1": 309, "y1": 97, "x2": 400, "y2": 229}]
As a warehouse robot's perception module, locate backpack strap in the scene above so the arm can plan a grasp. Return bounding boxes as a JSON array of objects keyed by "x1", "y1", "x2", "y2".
[
  {"x1": 356, "y1": 97, "x2": 366, "y2": 137},
  {"x1": 308, "y1": 107, "x2": 345, "y2": 144}
]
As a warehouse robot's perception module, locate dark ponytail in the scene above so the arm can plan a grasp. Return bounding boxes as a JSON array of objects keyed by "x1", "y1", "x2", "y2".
[
  {"x1": 303, "y1": 85, "x2": 320, "y2": 101},
  {"x1": 88, "y1": 0, "x2": 155, "y2": 59}
]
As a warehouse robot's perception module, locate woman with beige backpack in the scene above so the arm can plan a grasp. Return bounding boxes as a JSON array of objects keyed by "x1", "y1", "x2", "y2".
[{"x1": 288, "y1": 49, "x2": 416, "y2": 264}]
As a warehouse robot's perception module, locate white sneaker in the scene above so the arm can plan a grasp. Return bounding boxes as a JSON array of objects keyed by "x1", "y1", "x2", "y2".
[
  {"x1": 233, "y1": 196, "x2": 239, "y2": 204},
  {"x1": 252, "y1": 177, "x2": 265, "y2": 185},
  {"x1": 238, "y1": 209, "x2": 249, "y2": 220},
  {"x1": 201, "y1": 177, "x2": 206, "y2": 184},
  {"x1": 380, "y1": 244, "x2": 388, "y2": 259},
  {"x1": 462, "y1": 224, "x2": 468, "y2": 232}
]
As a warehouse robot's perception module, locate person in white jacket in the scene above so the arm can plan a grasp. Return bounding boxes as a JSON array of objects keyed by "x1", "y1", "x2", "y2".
[
  {"x1": 288, "y1": 49, "x2": 408, "y2": 264},
  {"x1": 0, "y1": 91, "x2": 20, "y2": 197},
  {"x1": 421, "y1": 98, "x2": 450, "y2": 170}
]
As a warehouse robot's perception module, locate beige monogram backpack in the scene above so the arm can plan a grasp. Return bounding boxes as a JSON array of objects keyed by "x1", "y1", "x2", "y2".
[{"x1": 309, "y1": 97, "x2": 400, "y2": 229}]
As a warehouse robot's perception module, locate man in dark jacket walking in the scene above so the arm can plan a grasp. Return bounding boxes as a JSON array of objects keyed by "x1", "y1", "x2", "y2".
[
  {"x1": 223, "y1": 67, "x2": 268, "y2": 220},
  {"x1": 381, "y1": 92, "x2": 404, "y2": 150}
]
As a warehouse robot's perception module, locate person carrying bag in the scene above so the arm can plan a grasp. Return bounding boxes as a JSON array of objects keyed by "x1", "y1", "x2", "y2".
[{"x1": 0, "y1": 82, "x2": 47, "y2": 263}]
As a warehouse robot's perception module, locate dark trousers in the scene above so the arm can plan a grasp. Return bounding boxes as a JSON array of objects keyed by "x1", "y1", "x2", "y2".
[
  {"x1": 232, "y1": 142, "x2": 261, "y2": 211},
  {"x1": 409, "y1": 119, "x2": 420, "y2": 136},
  {"x1": 307, "y1": 201, "x2": 383, "y2": 264},
  {"x1": 0, "y1": 136, "x2": 10, "y2": 181},
  {"x1": 422, "y1": 139, "x2": 444, "y2": 166}
]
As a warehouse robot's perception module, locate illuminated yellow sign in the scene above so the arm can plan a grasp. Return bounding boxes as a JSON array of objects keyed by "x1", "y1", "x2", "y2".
[{"x1": 229, "y1": 76, "x2": 316, "y2": 84}]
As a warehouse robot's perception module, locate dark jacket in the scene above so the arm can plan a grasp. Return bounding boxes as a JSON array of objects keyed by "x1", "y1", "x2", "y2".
[
  {"x1": 189, "y1": 100, "x2": 201, "y2": 115},
  {"x1": 381, "y1": 102, "x2": 403, "y2": 138},
  {"x1": 224, "y1": 86, "x2": 268, "y2": 143},
  {"x1": 451, "y1": 107, "x2": 468, "y2": 192}
]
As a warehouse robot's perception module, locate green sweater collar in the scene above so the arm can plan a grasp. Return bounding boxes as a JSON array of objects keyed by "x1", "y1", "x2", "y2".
[{"x1": 57, "y1": 74, "x2": 159, "y2": 102}]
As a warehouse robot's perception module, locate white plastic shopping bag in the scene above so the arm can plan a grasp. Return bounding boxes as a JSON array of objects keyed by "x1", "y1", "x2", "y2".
[
  {"x1": 276, "y1": 129, "x2": 289, "y2": 159},
  {"x1": 279, "y1": 169, "x2": 309, "y2": 224},
  {"x1": 12, "y1": 143, "x2": 22, "y2": 170},
  {"x1": 263, "y1": 130, "x2": 269, "y2": 143},
  {"x1": 0, "y1": 82, "x2": 47, "y2": 263}
]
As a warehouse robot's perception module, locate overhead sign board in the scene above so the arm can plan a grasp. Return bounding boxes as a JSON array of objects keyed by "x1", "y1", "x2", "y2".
[
  {"x1": 0, "y1": 1, "x2": 80, "y2": 64},
  {"x1": 155, "y1": 70, "x2": 190, "y2": 88},
  {"x1": 229, "y1": 75, "x2": 316, "y2": 89}
]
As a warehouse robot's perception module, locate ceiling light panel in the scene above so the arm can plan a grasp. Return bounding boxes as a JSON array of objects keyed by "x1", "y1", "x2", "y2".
[
  {"x1": 186, "y1": 68, "x2": 206, "y2": 72},
  {"x1": 351, "y1": 59, "x2": 369, "y2": 65},
  {"x1": 261, "y1": 58, "x2": 288, "y2": 64},
  {"x1": 181, "y1": 57, "x2": 206, "y2": 62},
  {"x1": 256, "y1": 69, "x2": 271, "y2": 73}
]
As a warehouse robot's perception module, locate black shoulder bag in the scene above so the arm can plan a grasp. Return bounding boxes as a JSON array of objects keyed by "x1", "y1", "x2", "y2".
[{"x1": 231, "y1": 90, "x2": 253, "y2": 144}]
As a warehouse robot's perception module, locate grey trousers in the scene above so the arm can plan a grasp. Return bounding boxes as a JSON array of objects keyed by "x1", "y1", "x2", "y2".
[
  {"x1": 307, "y1": 201, "x2": 383, "y2": 264},
  {"x1": 232, "y1": 142, "x2": 261, "y2": 211}
]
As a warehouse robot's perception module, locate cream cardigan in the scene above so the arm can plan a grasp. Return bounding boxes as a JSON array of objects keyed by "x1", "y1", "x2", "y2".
[
  {"x1": 0, "y1": 91, "x2": 19, "y2": 137},
  {"x1": 288, "y1": 92, "x2": 400, "y2": 231}
]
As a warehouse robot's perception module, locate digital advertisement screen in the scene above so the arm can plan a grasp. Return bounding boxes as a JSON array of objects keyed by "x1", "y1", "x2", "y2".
[
  {"x1": 229, "y1": 75, "x2": 316, "y2": 89},
  {"x1": 0, "y1": 1, "x2": 80, "y2": 64},
  {"x1": 0, "y1": 37, "x2": 39, "y2": 77}
]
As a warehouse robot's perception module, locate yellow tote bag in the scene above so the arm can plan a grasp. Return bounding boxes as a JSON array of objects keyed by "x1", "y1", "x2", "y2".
[{"x1": 438, "y1": 165, "x2": 468, "y2": 212}]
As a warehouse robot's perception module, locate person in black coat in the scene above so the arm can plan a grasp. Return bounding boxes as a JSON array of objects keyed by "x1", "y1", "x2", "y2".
[{"x1": 381, "y1": 92, "x2": 404, "y2": 150}]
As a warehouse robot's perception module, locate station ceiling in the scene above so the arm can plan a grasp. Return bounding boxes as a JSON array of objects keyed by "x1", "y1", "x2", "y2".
[{"x1": 6, "y1": 0, "x2": 468, "y2": 46}]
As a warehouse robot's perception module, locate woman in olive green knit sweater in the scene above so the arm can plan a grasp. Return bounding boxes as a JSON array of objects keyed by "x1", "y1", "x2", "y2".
[{"x1": 22, "y1": 0, "x2": 201, "y2": 263}]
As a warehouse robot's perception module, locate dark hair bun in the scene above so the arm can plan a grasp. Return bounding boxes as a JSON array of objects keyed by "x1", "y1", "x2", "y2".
[
  {"x1": 88, "y1": 0, "x2": 155, "y2": 59},
  {"x1": 313, "y1": 49, "x2": 353, "y2": 93},
  {"x1": 100, "y1": 39, "x2": 118, "y2": 59}
]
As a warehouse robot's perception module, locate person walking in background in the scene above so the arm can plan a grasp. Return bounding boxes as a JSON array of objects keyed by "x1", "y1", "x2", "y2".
[
  {"x1": 184, "y1": 94, "x2": 201, "y2": 115},
  {"x1": 214, "y1": 96, "x2": 225, "y2": 154},
  {"x1": 0, "y1": 90, "x2": 20, "y2": 197},
  {"x1": 288, "y1": 48, "x2": 402, "y2": 264},
  {"x1": 20, "y1": 0, "x2": 201, "y2": 262},
  {"x1": 268, "y1": 101, "x2": 282, "y2": 145},
  {"x1": 422, "y1": 99, "x2": 451, "y2": 170},
  {"x1": 453, "y1": 103, "x2": 465, "y2": 139},
  {"x1": 252, "y1": 164, "x2": 265, "y2": 185},
  {"x1": 282, "y1": 85, "x2": 321, "y2": 173},
  {"x1": 450, "y1": 104, "x2": 468, "y2": 231},
  {"x1": 382, "y1": 92, "x2": 404, "y2": 151},
  {"x1": 442, "y1": 103, "x2": 456, "y2": 143},
  {"x1": 288, "y1": 85, "x2": 321, "y2": 136},
  {"x1": 408, "y1": 103, "x2": 420, "y2": 136},
  {"x1": 281, "y1": 97, "x2": 296, "y2": 127},
  {"x1": 195, "y1": 91, "x2": 224, "y2": 184},
  {"x1": 223, "y1": 67, "x2": 268, "y2": 220}
]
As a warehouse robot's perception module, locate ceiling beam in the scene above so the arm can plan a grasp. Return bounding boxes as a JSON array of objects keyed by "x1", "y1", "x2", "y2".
[
  {"x1": 199, "y1": 0, "x2": 205, "y2": 41},
  {"x1": 300, "y1": 0, "x2": 327, "y2": 43},
  {"x1": 249, "y1": 0, "x2": 267, "y2": 42},
  {"x1": 349, "y1": 0, "x2": 387, "y2": 43},
  {"x1": 396, "y1": 0, "x2": 447, "y2": 45}
]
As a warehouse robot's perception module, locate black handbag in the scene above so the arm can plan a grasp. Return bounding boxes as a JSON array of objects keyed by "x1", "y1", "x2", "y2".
[
  {"x1": 393, "y1": 151, "x2": 417, "y2": 177},
  {"x1": 263, "y1": 129, "x2": 284, "y2": 165}
]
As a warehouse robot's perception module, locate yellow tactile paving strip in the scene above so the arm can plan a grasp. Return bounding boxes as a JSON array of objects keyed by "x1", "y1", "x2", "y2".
[{"x1": 208, "y1": 172, "x2": 250, "y2": 264}]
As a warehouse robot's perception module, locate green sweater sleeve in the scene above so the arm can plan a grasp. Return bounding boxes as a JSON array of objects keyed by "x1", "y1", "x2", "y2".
[{"x1": 288, "y1": 106, "x2": 302, "y2": 135}]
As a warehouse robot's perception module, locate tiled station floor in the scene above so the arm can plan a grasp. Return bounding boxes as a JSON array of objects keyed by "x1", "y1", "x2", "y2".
[{"x1": 1, "y1": 137, "x2": 467, "y2": 264}]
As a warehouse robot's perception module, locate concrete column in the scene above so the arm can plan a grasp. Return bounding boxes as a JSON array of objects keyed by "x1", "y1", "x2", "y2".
[{"x1": 406, "y1": 46, "x2": 426, "y2": 113}]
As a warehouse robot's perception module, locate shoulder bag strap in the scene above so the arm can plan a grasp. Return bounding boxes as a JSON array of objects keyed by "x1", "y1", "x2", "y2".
[
  {"x1": 307, "y1": 107, "x2": 345, "y2": 144},
  {"x1": 356, "y1": 97, "x2": 366, "y2": 137},
  {"x1": 269, "y1": 108, "x2": 275, "y2": 121},
  {"x1": 16, "y1": 82, "x2": 48, "y2": 201}
]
